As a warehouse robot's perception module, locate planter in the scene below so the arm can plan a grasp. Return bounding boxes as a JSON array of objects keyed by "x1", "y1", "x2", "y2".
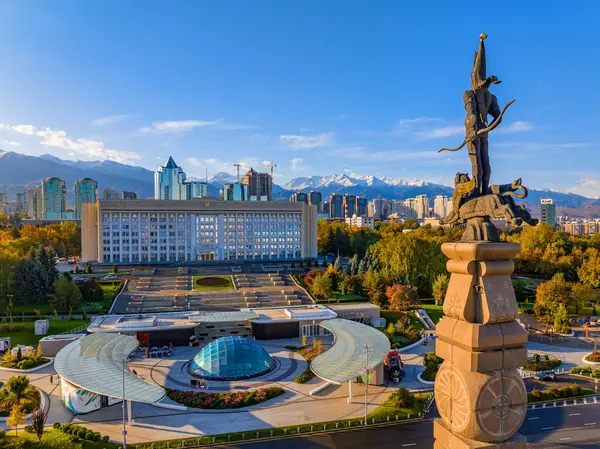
[
  {"x1": 582, "y1": 353, "x2": 600, "y2": 366},
  {"x1": 0, "y1": 359, "x2": 54, "y2": 373},
  {"x1": 417, "y1": 371, "x2": 435, "y2": 386}
]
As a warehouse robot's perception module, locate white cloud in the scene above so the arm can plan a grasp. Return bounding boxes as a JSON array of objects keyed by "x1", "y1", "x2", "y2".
[
  {"x1": 393, "y1": 117, "x2": 464, "y2": 140},
  {"x1": 250, "y1": 133, "x2": 271, "y2": 141},
  {"x1": 415, "y1": 126, "x2": 464, "y2": 140},
  {"x1": 290, "y1": 158, "x2": 303, "y2": 171},
  {"x1": 330, "y1": 146, "x2": 440, "y2": 162},
  {"x1": 3, "y1": 140, "x2": 20, "y2": 146},
  {"x1": 499, "y1": 121, "x2": 534, "y2": 133},
  {"x1": 91, "y1": 114, "x2": 136, "y2": 127},
  {"x1": 394, "y1": 117, "x2": 443, "y2": 132},
  {"x1": 1, "y1": 123, "x2": 141, "y2": 163},
  {"x1": 280, "y1": 132, "x2": 334, "y2": 150},
  {"x1": 495, "y1": 141, "x2": 590, "y2": 150},
  {"x1": 569, "y1": 178, "x2": 600, "y2": 198},
  {"x1": 138, "y1": 119, "x2": 256, "y2": 134}
]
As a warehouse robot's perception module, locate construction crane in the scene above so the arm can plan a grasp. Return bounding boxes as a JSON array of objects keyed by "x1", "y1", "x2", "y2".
[
  {"x1": 267, "y1": 162, "x2": 277, "y2": 178},
  {"x1": 233, "y1": 164, "x2": 242, "y2": 183}
]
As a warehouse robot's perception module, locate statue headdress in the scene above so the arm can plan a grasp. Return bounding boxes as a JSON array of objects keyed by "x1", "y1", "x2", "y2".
[{"x1": 471, "y1": 33, "x2": 502, "y2": 90}]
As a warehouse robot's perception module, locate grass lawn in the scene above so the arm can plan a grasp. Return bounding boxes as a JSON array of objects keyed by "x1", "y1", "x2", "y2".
[
  {"x1": 419, "y1": 302, "x2": 444, "y2": 324},
  {"x1": 192, "y1": 275, "x2": 234, "y2": 291},
  {"x1": 4, "y1": 429, "x2": 119, "y2": 449},
  {"x1": 317, "y1": 294, "x2": 369, "y2": 304},
  {"x1": 367, "y1": 392, "x2": 432, "y2": 421},
  {"x1": 380, "y1": 311, "x2": 424, "y2": 329},
  {"x1": 0, "y1": 319, "x2": 90, "y2": 346}
]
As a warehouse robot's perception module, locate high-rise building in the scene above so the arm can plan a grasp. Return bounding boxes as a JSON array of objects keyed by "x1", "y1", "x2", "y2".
[
  {"x1": 242, "y1": 168, "x2": 272, "y2": 201},
  {"x1": 415, "y1": 194, "x2": 430, "y2": 219},
  {"x1": 355, "y1": 196, "x2": 368, "y2": 216},
  {"x1": 540, "y1": 198, "x2": 556, "y2": 227},
  {"x1": 308, "y1": 191, "x2": 322, "y2": 212},
  {"x1": 122, "y1": 191, "x2": 138, "y2": 200},
  {"x1": 329, "y1": 194, "x2": 344, "y2": 218},
  {"x1": 0, "y1": 193, "x2": 7, "y2": 203},
  {"x1": 343, "y1": 194, "x2": 356, "y2": 218},
  {"x1": 290, "y1": 192, "x2": 308, "y2": 203},
  {"x1": 16, "y1": 192, "x2": 26, "y2": 206},
  {"x1": 75, "y1": 178, "x2": 98, "y2": 219},
  {"x1": 369, "y1": 197, "x2": 392, "y2": 219},
  {"x1": 27, "y1": 189, "x2": 36, "y2": 218},
  {"x1": 185, "y1": 180, "x2": 209, "y2": 199},
  {"x1": 41, "y1": 177, "x2": 66, "y2": 219},
  {"x1": 222, "y1": 182, "x2": 248, "y2": 201},
  {"x1": 155, "y1": 156, "x2": 187, "y2": 200},
  {"x1": 433, "y1": 195, "x2": 452, "y2": 219},
  {"x1": 102, "y1": 188, "x2": 120, "y2": 201}
]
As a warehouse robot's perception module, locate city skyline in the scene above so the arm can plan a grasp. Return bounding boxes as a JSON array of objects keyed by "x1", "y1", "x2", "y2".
[{"x1": 0, "y1": 2, "x2": 599, "y2": 198}]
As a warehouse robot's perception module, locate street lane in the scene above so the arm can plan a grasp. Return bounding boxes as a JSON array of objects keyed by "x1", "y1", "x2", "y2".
[{"x1": 218, "y1": 403, "x2": 600, "y2": 449}]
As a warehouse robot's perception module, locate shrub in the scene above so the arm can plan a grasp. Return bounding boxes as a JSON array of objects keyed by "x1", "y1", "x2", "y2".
[
  {"x1": 547, "y1": 387, "x2": 560, "y2": 398},
  {"x1": 543, "y1": 354, "x2": 550, "y2": 362},
  {"x1": 62, "y1": 424, "x2": 72, "y2": 433},
  {"x1": 531, "y1": 390, "x2": 542, "y2": 400},
  {"x1": 582, "y1": 366, "x2": 593, "y2": 374},
  {"x1": 388, "y1": 388, "x2": 415, "y2": 408},
  {"x1": 0, "y1": 429, "x2": 5, "y2": 438},
  {"x1": 571, "y1": 366, "x2": 582, "y2": 374},
  {"x1": 391, "y1": 342, "x2": 402, "y2": 349},
  {"x1": 102, "y1": 435, "x2": 110, "y2": 442},
  {"x1": 53, "y1": 422, "x2": 62, "y2": 429},
  {"x1": 569, "y1": 384, "x2": 582, "y2": 396},
  {"x1": 24, "y1": 424, "x2": 34, "y2": 433},
  {"x1": 85, "y1": 431, "x2": 94, "y2": 441},
  {"x1": 93, "y1": 432, "x2": 101, "y2": 441},
  {"x1": 77, "y1": 428, "x2": 86, "y2": 438},
  {"x1": 532, "y1": 353, "x2": 541, "y2": 363}
]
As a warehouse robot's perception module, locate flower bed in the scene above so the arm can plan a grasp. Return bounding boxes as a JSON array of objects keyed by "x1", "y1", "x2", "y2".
[
  {"x1": 528, "y1": 384, "x2": 595, "y2": 403},
  {"x1": 584, "y1": 352, "x2": 600, "y2": 363},
  {"x1": 522, "y1": 353, "x2": 562, "y2": 372},
  {"x1": 167, "y1": 386, "x2": 284, "y2": 409},
  {"x1": 294, "y1": 346, "x2": 320, "y2": 383},
  {"x1": 193, "y1": 275, "x2": 234, "y2": 290}
]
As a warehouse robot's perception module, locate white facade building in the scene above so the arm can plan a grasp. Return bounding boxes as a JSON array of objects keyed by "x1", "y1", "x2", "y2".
[
  {"x1": 433, "y1": 195, "x2": 452, "y2": 219},
  {"x1": 81, "y1": 199, "x2": 318, "y2": 263},
  {"x1": 345, "y1": 214, "x2": 375, "y2": 229}
]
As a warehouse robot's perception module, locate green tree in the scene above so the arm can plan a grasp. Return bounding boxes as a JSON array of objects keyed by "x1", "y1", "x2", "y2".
[
  {"x1": 12, "y1": 258, "x2": 48, "y2": 304},
  {"x1": 534, "y1": 273, "x2": 571, "y2": 326},
  {"x1": 4, "y1": 375, "x2": 37, "y2": 405},
  {"x1": 84, "y1": 264, "x2": 93, "y2": 274},
  {"x1": 578, "y1": 247, "x2": 600, "y2": 288},
  {"x1": 432, "y1": 274, "x2": 450, "y2": 306},
  {"x1": 571, "y1": 282, "x2": 595, "y2": 315},
  {"x1": 112, "y1": 264, "x2": 118, "y2": 273},
  {"x1": 348, "y1": 254, "x2": 359, "y2": 275},
  {"x1": 553, "y1": 304, "x2": 571, "y2": 334},
  {"x1": 30, "y1": 407, "x2": 46, "y2": 442},
  {"x1": 50, "y1": 277, "x2": 83, "y2": 312},
  {"x1": 363, "y1": 271, "x2": 390, "y2": 306},
  {"x1": 423, "y1": 352, "x2": 444, "y2": 377},
  {"x1": 339, "y1": 274, "x2": 364, "y2": 296},
  {"x1": 37, "y1": 246, "x2": 59, "y2": 287},
  {"x1": 333, "y1": 255, "x2": 342, "y2": 272},
  {"x1": 79, "y1": 278, "x2": 104, "y2": 303},
  {"x1": 386, "y1": 284, "x2": 419, "y2": 312},
  {"x1": 310, "y1": 273, "x2": 333, "y2": 300}
]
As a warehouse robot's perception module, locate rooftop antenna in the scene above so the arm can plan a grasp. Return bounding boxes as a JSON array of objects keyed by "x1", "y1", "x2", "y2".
[
  {"x1": 268, "y1": 162, "x2": 277, "y2": 178},
  {"x1": 233, "y1": 164, "x2": 242, "y2": 183},
  {"x1": 205, "y1": 168, "x2": 208, "y2": 184}
]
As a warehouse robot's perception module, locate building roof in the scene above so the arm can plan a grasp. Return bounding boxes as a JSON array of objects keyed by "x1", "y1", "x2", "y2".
[
  {"x1": 164, "y1": 156, "x2": 178, "y2": 168},
  {"x1": 54, "y1": 333, "x2": 165, "y2": 403},
  {"x1": 310, "y1": 318, "x2": 390, "y2": 384}
]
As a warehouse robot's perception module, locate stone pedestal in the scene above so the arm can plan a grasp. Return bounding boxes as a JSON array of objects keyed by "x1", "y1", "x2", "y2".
[{"x1": 434, "y1": 242, "x2": 528, "y2": 448}]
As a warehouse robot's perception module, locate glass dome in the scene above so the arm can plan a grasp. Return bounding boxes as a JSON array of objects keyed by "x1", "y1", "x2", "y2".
[{"x1": 189, "y1": 336, "x2": 275, "y2": 380}]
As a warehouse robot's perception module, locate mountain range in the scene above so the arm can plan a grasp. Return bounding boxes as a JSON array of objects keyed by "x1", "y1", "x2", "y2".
[{"x1": 0, "y1": 150, "x2": 598, "y2": 216}]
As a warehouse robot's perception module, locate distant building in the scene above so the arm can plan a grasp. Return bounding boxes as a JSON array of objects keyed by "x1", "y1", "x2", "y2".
[
  {"x1": 433, "y1": 195, "x2": 452, "y2": 219},
  {"x1": 355, "y1": 196, "x2": 368, "y2": 216},
  {"x1": 415, "y1": 194, "x2": 429, "y2": 219},
  {"x1": 27, "y1": 189, "x2": 36, "y2": 218},
  {"x1": 102, "y1": 188, "x2": 120, "y2": 201},
  {"x1": 222, "y1": 182, "x2": 248, "y2": 201},
  {"x1": 242, "y1": 168, "x2": 272, "y2": 201},
  {"x1": 368, "y1": 197, "x2": 392, "y2": 220},
  {"x1": 308, "y1": 191, "x2": 322, "y2": 212},
  {"x1": 329, "y1": 194, "x2": 344, "y2": 218},
  {"x1": 0, "y1": 193, "x2": 7, "y2": 203},
  {"x1": 185, "y1": 180, "x2": 208, "y2": 199},
  {"x1": 75, "y1": 178, "x2": 98, "y2": 219},
  {"x1": 343, "y1": 194, "x2": 356, "y2": 218},
  {"x1": 41, "y1": 177, "x2": 66, "y2": 220},
  {"x1": 540, "y1": 198, "x2": 556, "y2": 227},
  {"x1": 155, "y1": 156, "x2": 187, "y2": 200},
  {"x1": 15, "y1": 192, "x2": 26, "y2": 206},
  {"x1": 290, "y1": 192, "x2": 308, "y2": 203},
  {"x1": 565, "y1": 221, "x2": 583, "y2": 235},
  {"x1": 122, "y1": 191, "x2": 138, "y2": 200},
  {"x1": 345, "y1": 214, "x2": 375, "y2": 230}
]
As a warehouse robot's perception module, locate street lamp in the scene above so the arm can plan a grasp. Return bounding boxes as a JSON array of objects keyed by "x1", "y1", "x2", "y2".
[
  {"x1": 363, "y1": 343, "x2": 371, "y2": 425},
  {"x1": 122, "y1": 356, "x2": 127, "y2": 449}
]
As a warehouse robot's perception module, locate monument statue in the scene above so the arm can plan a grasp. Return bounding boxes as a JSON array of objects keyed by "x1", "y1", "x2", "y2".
[
  {"x1": 439, "y1": 33, "x2": 537, "y2": 242},
  {"x1": 433, "y1": 34, "x2": 530, "y2": 449}
]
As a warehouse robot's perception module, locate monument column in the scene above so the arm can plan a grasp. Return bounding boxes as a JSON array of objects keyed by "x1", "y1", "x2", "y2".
[{"x1": 434, "y1": 242, "x2": 528, "y2": 448}]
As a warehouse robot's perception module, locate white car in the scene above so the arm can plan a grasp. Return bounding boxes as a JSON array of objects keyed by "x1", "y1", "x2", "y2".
[{"x1": 104, "y1": 275, "x2": 118, "y2": 280}]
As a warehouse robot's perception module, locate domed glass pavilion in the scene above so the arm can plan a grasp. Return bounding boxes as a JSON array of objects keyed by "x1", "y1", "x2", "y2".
[{"x1": 189, "y1": 336, "x2": 275, "y2": 380}]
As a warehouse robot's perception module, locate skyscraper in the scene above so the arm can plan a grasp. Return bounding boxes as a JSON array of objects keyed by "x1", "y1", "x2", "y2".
[
  {"x1": 433, "y1": 195, "x2": 452, "y2": 219},
  {"x1": 242, "y1": 168, "x2": 272, "y2": 201},
  {"x1": 155, "y1": 156, "x2": 187, "y2": 200},
  {"x1": 185, "y1": 180, "x2": 208, "y2": 199},
  {"x1": 222, "y1": 182, "x2": 248, "y2": 201},
  {"x1": 308, "y1": 191, "x2": 322, "y2": 212},
  {"x1": 27, "y1": 189, "x2": 36, "y2": 218},
  {"x1": 343, "y1": 194, "x2": 356, "y2": 218},
  {"x1": 122, "y1": 191, "x2": 138, "y2": 200},
  {"x1": 75, "y1": 178, "x2": 98, "y2": 219},
  {"x1": 540, "y1": 198, "x2": 556, "y2": 227},
  {"x1": 415, "y1": 194, "x2": 430, "y2": 219},
  {"x1": 355, "y1": 196, "x2": 368, "y2": 216},
  {"x1": 41, "y1": 177, "x2": 66, "y2": 219},
  {"x1": 329, "y1": 194, "x2": 344, "y2": 218},
  {"x1": 102, "y1": 188, "x2": 120, "y2": 200},
  {"x1": 290, "y1": 192, "x2": 308, "y2": 203}
]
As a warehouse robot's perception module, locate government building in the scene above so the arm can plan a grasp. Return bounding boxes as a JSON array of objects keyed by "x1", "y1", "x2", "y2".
[{"x1": 80, "y1": 199, "x2": 318, "y2": 263}]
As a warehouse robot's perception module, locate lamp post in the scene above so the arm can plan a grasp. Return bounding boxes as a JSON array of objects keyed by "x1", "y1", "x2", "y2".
[
  {"x1": 122, "y1": 356, "x2": 127, "y2": 449},
  {"x1": 364, "y1": 346, "x2": 368, "y2": 424}
]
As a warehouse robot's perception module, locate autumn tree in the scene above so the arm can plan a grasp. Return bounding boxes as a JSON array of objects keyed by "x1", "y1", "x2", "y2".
[
  {"x1": 432, "y1": 273, "x2": 450, "y2": 306},
  {"x1": 386, "y1": 284, "x2": 419, "y2": 312},
  {"x1": 363, "y1": 270, "x2": 390, "y2": 307},
  {"x1": 571, "y1": 282, "x2": 595, "y2": 315},
  {"x1": 578, "y1": 247, "x2": 600, "y2": 288},
  {"x1": 30, "y1": 407, "x2": 46, "y2": 442},
  {"x1": 310, "y1": 273, "x2": 333, "y2": 300},
  {"x1": 50, "y1": 277, "x2": 83, "y2": 311},
  {"x1": 7, "y1": 405, "x2": 25, "y2": 436},
  {"x1": 534, "y1": 273, "x2": 571, "y2": 326}
]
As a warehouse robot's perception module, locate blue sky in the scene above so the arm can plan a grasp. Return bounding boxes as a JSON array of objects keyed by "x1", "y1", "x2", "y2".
[{"x1": 0, "y1": 1, "x2": 599, "y2": 195}]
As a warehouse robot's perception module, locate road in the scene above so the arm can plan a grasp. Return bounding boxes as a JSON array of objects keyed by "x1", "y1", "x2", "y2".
[{"x1": 216, "y1": 403, "x2": 600, "y2": 449}]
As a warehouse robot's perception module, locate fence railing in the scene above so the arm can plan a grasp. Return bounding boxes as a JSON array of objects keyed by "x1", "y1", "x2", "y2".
[{"x1": 519, "y1": 367, "x2": 568, "y2": 379}]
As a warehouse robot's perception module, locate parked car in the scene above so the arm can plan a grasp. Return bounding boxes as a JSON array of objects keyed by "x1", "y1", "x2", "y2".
[
  {"x1": 72, "y1": 277, "x2": 84, "y2": 282},
  {"x1": 104, "y1": 274, "x2": 118, "y2": 280},
  {"x1": 534, "y1": 371, "x2": 556, "y2": 381}
]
